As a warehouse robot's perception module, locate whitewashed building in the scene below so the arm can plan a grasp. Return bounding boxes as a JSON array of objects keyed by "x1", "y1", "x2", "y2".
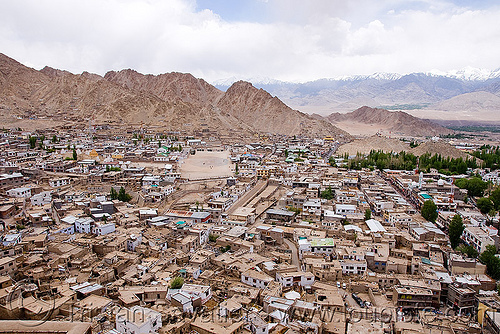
[
  {"x1": 241, "y1": 269, "x2": 273, "y2": 289},
  {"x1": 276, "y1": 271, "x2": 315, "y2": 288},
  {"x1": 93, "y1": 222, "x2": 115, "y2": 236},
  {"x1": 75, "y1": 217, "x2": 93, "y2": 234},
  {"x1": 30, "y1": 191, "x2": 52, "y2": 206},
  {"x1": 49, "y1": 177, "x2": 70, "y2": 188},
  {"x1": 116, "y1": 306, "x2": 162, "y2": 334},
  {"x1": 6, "y1": 187, "x2": 31, "y2": 198},
  {"x1": 339, "y1": 259, "x2": 367, "y2": 276}
]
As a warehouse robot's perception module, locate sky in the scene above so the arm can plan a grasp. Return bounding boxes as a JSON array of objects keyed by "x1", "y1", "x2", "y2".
[{"x1": 1, "y1": 0, "x2": 499, "y2": 83}]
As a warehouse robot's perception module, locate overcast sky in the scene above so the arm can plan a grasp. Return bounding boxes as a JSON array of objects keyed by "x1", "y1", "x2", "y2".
[{"x1": 1, "y1": 0, "x2": 499, "y2": 83}]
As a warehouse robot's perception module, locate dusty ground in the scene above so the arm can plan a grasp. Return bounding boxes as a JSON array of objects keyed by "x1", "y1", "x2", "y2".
[
  {"x1": 407, "y1": 109, "x2": 499, "y2": 123},
  {"x1": 332, "y1": 121, "x2": 393, "y2": 137},
  {"x1": 180, "y1": 150, "x2": 233, "y2": 180},
  {"x1": 0, "y1": 116, "x2": 67, "y2": 131},
  {"x1": 337, "y1": 136, "x2": 410, "y2": 156}
]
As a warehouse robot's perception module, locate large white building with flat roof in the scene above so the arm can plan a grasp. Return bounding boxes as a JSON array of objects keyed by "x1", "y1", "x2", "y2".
[
  {"x1": 116, "y1": 306, "x2": 162, "y2": 334},
  {"x1": 462, "y1": 225, "x2": 496, "y2": 254}
]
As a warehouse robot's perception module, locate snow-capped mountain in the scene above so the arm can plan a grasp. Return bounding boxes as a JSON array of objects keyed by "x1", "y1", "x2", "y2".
[
  {"x1": 212, "y1": 76, "x2": 286, "y2": 89},
  {"x1": 211, "y1": 67, "x2": 500, "y2": 120},
  {"x1": 427, "y1": 67, "x2": 500, "y2": 81}
]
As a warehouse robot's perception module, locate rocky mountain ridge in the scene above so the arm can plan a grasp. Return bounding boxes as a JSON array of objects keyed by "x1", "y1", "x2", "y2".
[
  {"x1": 325, "y1": 106, "x2": 452, "y2": 137},
  {"x1": 0, "y1": 53, "x2": 349, "y2": 139}
]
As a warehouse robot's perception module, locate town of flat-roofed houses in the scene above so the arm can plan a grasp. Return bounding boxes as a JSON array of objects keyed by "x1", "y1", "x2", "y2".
[
  {"x1": 2, "y1": 123, "x2": 500, "y2": 334},
  {"x1": 1, "y1": 55, "x2": 500, "y2": 334}
]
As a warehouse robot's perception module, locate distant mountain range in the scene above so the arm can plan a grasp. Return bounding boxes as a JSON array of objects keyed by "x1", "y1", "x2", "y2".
[{"x1": 214, "y1": 68, "x2": 500, "y2": 120}]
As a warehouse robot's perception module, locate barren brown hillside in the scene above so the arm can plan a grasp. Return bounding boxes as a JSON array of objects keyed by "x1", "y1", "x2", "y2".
[
  {"x1": 338, "y1": 135, "x2": 470, "y2": 159},
  {"x1": 337, "y1": 136, "x2": 410, "y2": 156},
  {"x1": 0, "y1": 53, "x2": 350, "y2": 139},
  {"x1": 216, "y1": 81, "x2": 350, "y2": 138},
  {"x1": 326, "y1": 106, "x2": 452, "y2": 137}
]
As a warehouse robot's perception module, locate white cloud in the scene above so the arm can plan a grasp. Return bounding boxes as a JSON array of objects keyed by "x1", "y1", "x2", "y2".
[{"x1": 0, "y1": 0, "x2": 499, "y2": 82}]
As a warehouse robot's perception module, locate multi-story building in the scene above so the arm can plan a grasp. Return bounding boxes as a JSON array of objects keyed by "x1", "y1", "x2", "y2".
[
  {"x1": 462, "y1": 225, "x2": 496, "y2": 254},
  {"x1": 0, "y1": 173, "x2": 26, "y2": 190},
  {"x1": 116, "y1": 306, "x2": 162, "y2": 334},
  {"x1": 49, "y1": 177, "x2": 70, "y2": 188},
  {"x1": 393, "y1": 286, "x2": 433, "y2": 310},
  {"x1": 484, "y1": 311, "x2": 500, "y2": 334},
  {"x1": 5, "y1": 187, "x2": 32, "y2": 198},
  {"x1": 256, "y1": 225, "x2": 284, "y2": 245},
  {"x1": 0, "y1": 256, "x2": 17, "y2": 276},
  {"x1": 310, "y1": 238, "x2": 335, "y2": 254},
  {"x1": 303, "y1": 258, "x2": 342, "y2": 281},
  {"x1": 241, "y1": 269, "x2": 273, "y2": 289},
  {"x1": 447, "y1": 284, "x2": 476, "y2": 314},
  {"x1": 339, "y1": 259, "x2": 367, "y2": 276},
  {"x1": 276, "y1": 271, "x2": 315, "y2": 288}
]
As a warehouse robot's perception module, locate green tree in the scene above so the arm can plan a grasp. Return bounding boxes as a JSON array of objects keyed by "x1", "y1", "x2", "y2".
[
  {"x1": 287, "y1": 206, "x2": 302, "y2": 215},
  {"x1": 52, "y1": 135, "x2": 58, "y2": 143},
  {"x1": 448, "y1": 214, "x2": 464, "y2": 249},
  {"x1": 421, "y1": 200, "x2": 438, "y2": 222},
  {"x1": 320, "y1": 186, "x2": 334, "y2": 200},
  {"x1": 72, "y1": 148, "x2": 77, "y2": 161},
  {"x1": 220, "y1": 245, "x2": 231, "y2": 253},
  {"x1": 477, "y1": 197, "x2": 494, "y2": 215},
  {"x1": 467, "y1": 177, "x2": 488, "y2": 197},
  {"x1": 208, "y1": 234, "x2": 219, "y2": 243},
  {"x1": 235, "y1": 163, "x2": 239, "y2": 175},
  {"x1": 110, "y1": 187, "x2": 118, "y2": 200},
  {"x1": 479, "y1": 245, "x2": 500, "y2": 280},
  {"x1": 455, "y1": 177, "x2": 488, "y2": 197},
  {"x1": 118, "y1": 187, "x2": 132, "y2": 202},
  {"x1": 170, "y1": 276, "x2": 184, "y2": 289},
  {"x1": 490, "y1": 187, "x2": 500, "y2": 210},
  {"x1": 364, "y1": 209, "x2": 372, "y2": 221},
  {"x1": 29, "y1": 136, "x2": 37, "y2": 149},
  {"x1": 456, "y1": 244, "x2": 479, "y2": 258}
]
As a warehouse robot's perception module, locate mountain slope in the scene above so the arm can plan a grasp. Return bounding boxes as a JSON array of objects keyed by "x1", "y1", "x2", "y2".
[
  {"x1": 0, "y1": 53, "x2": 349, "y2": 139},
  {"x1": 338, "y1": 135, "x2": 469, "y2": 159},
  {"x1": 104, "y1": 69, "x2": 223, "y2": 108},
  {"x1": 216, "y1": 81, "x2": 349, "y2": 138},
  {"x1": 426, "y1": 91, "x2": 500, "y2": 112},
  {"x1": 325, "y1": 106, "x2": 452, "y2": 137},
  {"x1": 0, "y1": 53, "x2": 202, "y2": 126}
]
